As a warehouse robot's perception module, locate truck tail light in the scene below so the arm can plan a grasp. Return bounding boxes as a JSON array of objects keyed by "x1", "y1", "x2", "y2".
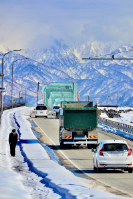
[{"x1": 99, "y1": 146, "x2": 104, "y2": 156}]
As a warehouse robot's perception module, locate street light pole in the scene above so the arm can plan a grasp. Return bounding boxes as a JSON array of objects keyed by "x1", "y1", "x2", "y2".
[
  {"x1": 25, "y1": 90, "x2": 26, "y2": 105},
  {"x1": 1, "y1": 49, "x2": 23, "y2": 114},
  {"x1": 108, "y1": 95, "x2": 110, "y2": 105},
  {"x1": 37, "y1": 83, "x2": 39, "y2": 105},
  {"x1": 11, "y1": 58, "x2": 28, "y2": 108}
]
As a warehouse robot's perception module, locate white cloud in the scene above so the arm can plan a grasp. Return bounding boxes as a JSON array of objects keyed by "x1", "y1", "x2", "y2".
[{"x1": 0, "y1": 0, "x2": 133, "y2": 49}]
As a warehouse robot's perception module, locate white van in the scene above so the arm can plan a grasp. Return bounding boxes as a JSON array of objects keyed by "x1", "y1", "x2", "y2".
[{"x1": 35, "y1": 104, "x2": 48, "y2": 118}]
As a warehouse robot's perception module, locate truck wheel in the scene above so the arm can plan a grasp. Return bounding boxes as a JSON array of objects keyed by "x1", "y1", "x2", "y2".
[
  {"x1": 87, "y1": 144, "x2": 91, "y2": 149},
  {"x1": 77, "y1": 144, "x2": 80, "y2": 149},
  {"x1": 68, "y1": 144, "x2": 71, "y2": 149},
  {"x1": 128, "y1": 168, "x2": 133, "y2": 173},
  {"x1": 60, "y1": 141, "x2": 65, "y2": 149}
]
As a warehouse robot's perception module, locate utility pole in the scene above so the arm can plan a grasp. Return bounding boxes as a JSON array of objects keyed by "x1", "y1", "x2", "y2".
[
  {"x1": 3, "y1": 92, "x2": 5, "y2": 108},
  {"x1": 108, "y1": 95, "x2": 110, "y2": 105},
  {"x1": 11, "y1": 58, "x2": 28, "y2": 108},
  {"x1": 25, "y1": 90, "x2": 26, "y2": 105},
  {"x1": 117, "y1": 93, "x2": 119, "y2": 106},
  {"x1": 19, "y1": 92, "x2": 20, "y2": 103},
  {"x1": 1, "y1": 49, "x2": 22, "y2": 116},
  {"x1": 37, "y1": 82, "x2": 40, "y2": 105}
]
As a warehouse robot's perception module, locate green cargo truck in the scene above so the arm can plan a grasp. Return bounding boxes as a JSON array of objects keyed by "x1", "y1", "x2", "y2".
[{"x1": 59, "y1": 101, "x2": 98, "y2": 149}]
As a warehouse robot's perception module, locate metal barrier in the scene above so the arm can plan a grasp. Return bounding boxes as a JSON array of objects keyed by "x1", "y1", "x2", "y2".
[
  {"x1": 98, "y1": 117, "x2": 133, "y2": 134},
  {"x1": 0, "y1": 103, "x2": 25, "y2": 124}
]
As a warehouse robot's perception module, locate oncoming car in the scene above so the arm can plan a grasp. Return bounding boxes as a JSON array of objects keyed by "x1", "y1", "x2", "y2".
[
  {"x1": 52, "y1": 105, "x2": 60, "y2": 116},
  {"x1": 35, "y1": 104, "x2": 47, "y2": 118},
  {"x1": 92, "y1": 140, "x2": 133, "y2": 173}
]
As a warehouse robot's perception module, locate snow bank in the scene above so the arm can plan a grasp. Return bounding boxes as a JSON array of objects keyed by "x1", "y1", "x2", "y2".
[{"x1": 99, "y1": 107, "x2": 133, "y2": 126}]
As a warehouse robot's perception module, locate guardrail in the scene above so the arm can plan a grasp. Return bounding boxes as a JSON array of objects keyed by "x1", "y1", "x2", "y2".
[
  {"x1": 0, "y1": 103, "x2": 25, "y2": 124},
  {"x1": 1, "y1": 103, "x2": 26, "y2": 111},
  {"x1": 98, "y1": 117, "x2": 133, "y2": 134}
]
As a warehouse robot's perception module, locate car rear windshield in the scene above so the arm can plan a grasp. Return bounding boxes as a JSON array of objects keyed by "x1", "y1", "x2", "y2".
[
  {"x1": 36, "y1": 106, "x2": 47, "y2": 110},
  {"x1": 102, "y1": 143, "x2": 128, "y2": 151},
  {"x1": 53, "y1": 106, "x2": 60, "y2": 109}
]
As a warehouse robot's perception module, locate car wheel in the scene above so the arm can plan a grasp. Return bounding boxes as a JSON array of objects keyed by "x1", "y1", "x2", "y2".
[
  {"x1": 128, "y1": 168, "x2": 133, "y2": 173},
  {"x1": 93, "y1": 164, "x2": 97, "y2": 172},
  {"x1": 93, "y1": 160, "x2": 96, "y2": 171},
  {"x1": 45, "y1": 116, "x2": 47, "y2": 118},
  {"x1": 96, "y1": 161, "x2": 102, "y2": 173},
  {"x1": 35, "y1": 116, "x2": 37, "y2": 118},
  {"x1": 94, "y1": 166, "x2": 97, "y2": 172}
]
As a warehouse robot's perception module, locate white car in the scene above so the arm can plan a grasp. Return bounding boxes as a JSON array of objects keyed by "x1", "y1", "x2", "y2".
[
  {"x1": 35, "y1": 104, "x2": 47, "y2": 118},
  {"x1": 92, "y1": 140, "x2": 133, "y2": 173},
  {"x1": 52, "y1": 106, "x2": 60, "y2": 115}
]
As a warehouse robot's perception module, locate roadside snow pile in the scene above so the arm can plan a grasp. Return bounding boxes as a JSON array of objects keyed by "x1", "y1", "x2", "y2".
[
  {"x1": 0, "y1": 107, "x2": 131, "y2": 199},
  {"x1": 99, "y1": 107, "x2": 133, "y2": 126}
]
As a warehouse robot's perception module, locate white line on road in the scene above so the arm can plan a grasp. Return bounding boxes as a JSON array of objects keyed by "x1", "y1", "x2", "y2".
[
  {"x1": 33, "y1": 119, "x2": 82, "y2": 171},
  {"x1": 33, "y1": 119, "x2": 133, "y2": 198}
]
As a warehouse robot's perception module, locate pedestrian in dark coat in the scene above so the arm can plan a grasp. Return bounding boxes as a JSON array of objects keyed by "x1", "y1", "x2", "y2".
[{"x1": 9, "y1": 129, "x2": 18, "y2": 157}]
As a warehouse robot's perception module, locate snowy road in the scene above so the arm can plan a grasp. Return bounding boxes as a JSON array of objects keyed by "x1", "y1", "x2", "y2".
[
  {"x1": 32, "y1": 116, "x2": 133, "y2": 198},
  {"x1": 1, "y1": 107, "x2": 129, "y2": 199}
]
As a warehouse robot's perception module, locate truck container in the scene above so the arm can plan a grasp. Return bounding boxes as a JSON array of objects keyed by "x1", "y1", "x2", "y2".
[{"x1": 59, "y1": 101, "x2": 98, "y2": 149}]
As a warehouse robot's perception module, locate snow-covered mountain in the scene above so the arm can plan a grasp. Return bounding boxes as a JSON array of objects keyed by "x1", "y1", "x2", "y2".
[{"x1": 0, "y1": 40, "x2": 133, "y2": 106}]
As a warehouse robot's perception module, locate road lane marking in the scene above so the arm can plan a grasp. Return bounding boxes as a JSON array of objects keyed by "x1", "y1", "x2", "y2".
[
  {"x1": 33, "y1": 119, "x2": 133, "y2": 198},
  {"x1": 33, "y1": 119, "x2": 82, "y2": 171}
]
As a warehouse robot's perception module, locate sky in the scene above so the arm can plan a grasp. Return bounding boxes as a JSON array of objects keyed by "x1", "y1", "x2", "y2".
[{"x1": 0, "y1": 0, "x2": 133, "y2": 49}]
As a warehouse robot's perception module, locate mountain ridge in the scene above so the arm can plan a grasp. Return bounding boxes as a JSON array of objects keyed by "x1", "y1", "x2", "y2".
[{"x1": 0, "y1": 40, "x2": 133, "y2": 106}]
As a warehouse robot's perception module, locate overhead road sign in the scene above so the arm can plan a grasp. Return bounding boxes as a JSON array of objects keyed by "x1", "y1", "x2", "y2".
[
  {"x1": 82, "y1": 54, "x2": 133, "y2": 60},
  {"x1": 82, "y1": 57, "x2": 133, "y2": 60}
]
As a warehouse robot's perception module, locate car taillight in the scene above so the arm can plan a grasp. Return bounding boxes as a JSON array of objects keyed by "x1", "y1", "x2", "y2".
[
  {"x1": 46, "y1": 111, "x2": 47, "y2": 114},
  {"x1": 36, "y1": 111, "x2": 37, "y2": 114},
  {"x1": 128, "y1": 150, "x2": 132, "y2": 156},
  {"x1": 99, "y1": 150, "x2": 104, "y2": 156},
  {"x1": 99, "y1": 146, "x2": 104, "y2": 156},
  {"x1": 126, "y1": 145, "x2": 132, "y2": 156}
]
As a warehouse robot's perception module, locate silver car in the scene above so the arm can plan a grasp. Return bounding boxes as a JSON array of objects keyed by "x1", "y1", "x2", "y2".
[{"x1": 92, "y1": 140, "x2": 133, "y2": 173}]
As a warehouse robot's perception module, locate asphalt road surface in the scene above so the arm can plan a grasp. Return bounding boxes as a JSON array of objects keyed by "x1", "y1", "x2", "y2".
[{"x1": 32, "y1": 115, "x2": 133, "y2": 198}]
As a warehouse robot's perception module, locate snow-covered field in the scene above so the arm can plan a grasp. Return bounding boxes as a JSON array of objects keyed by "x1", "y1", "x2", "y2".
[{"x1": 0, "y1": 107, "x2": 131, "y2": 199}]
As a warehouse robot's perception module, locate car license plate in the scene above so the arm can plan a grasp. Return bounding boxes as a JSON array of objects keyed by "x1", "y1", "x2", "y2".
[{"x1": 40, "y1": 111, "x2": 43, "y2": 113}]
